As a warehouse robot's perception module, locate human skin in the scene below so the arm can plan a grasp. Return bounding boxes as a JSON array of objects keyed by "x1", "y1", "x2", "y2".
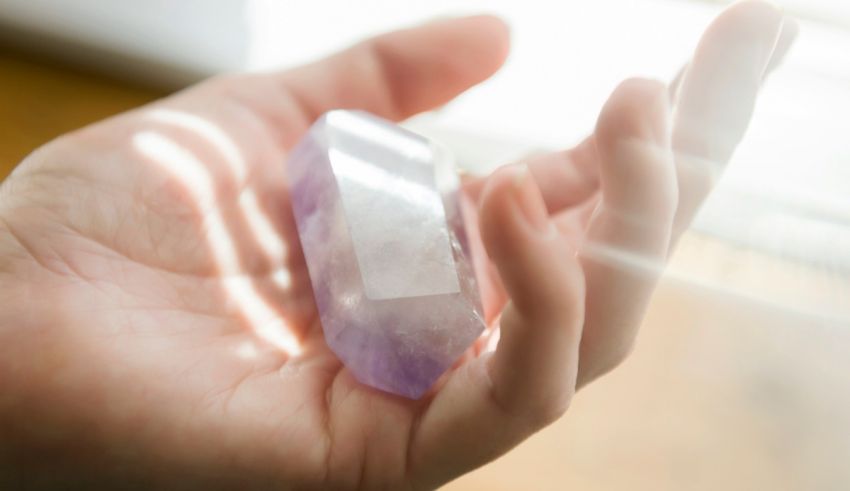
[{"x1": 0, "y1": 3, "x2": 794, "y2": 489}]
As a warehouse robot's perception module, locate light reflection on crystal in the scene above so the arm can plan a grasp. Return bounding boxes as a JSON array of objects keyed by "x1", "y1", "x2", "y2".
[
  {"x1": 328, "y1": 149, "x2": 445, "y2": 214},
  {"x1": 287, "y1": 110, "x2": 484, "y2": 398}
]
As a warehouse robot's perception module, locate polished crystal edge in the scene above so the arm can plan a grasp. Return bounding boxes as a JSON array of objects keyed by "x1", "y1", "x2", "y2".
[{"x1": 287, "y1": 110, "x2": 485, "y2": 399}]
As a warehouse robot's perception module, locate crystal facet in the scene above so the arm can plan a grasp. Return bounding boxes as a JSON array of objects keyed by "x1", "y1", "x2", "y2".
[{"x1": 287, "y1": 110, "x2": 484, "y2": 399}]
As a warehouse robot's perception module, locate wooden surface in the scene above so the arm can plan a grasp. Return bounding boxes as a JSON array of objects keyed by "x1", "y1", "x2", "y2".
[
  {"x1": 447, "y1": 272, "x2": 850, "y2": 491},
  {"x1": 2, "y1": 48, "x2": 848, "y2": 490},
  {"x1": 0, "y1": 47, "x2": 162, "y2": 177}
]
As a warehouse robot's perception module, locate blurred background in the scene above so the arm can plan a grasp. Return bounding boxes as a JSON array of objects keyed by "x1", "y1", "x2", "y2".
[{"x1": 1, "y1": 0, "x2": 848, "y2": 489}]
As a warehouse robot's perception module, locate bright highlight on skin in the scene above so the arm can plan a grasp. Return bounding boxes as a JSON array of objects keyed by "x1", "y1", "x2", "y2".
[
  {"x1": 239, "y1": 189, "x2": 288, "y2": 264},
  {"x1": 132, "y1": 129, "x2": 302, "y2": 356},
  {"x1": 147, "y1": 108, "x2": 249, "y2": 184}
]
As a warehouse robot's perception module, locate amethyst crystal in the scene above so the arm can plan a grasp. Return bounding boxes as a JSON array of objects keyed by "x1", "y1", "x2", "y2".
[{"x1": 287, "y1": 110, "x2": 484, "y2": 399}]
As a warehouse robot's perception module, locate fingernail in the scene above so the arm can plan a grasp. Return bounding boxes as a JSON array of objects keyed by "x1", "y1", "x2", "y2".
[{"x1": 510, "y1": 164, "x2": 551, "y2": 234}]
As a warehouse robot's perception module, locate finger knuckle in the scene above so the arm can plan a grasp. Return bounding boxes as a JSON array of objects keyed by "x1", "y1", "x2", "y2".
[{"x1": 513, "y1": 390, "x2": 574, "y2": 431}]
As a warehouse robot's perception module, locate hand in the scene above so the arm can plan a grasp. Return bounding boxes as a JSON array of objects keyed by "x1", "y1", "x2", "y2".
[{"x1": 0, "y1": 4, "x2": 793, "y2": 490}]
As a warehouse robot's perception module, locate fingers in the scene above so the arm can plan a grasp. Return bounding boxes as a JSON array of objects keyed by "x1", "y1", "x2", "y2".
[
  {"x1": 670, "y1": 4, "x2": 795, "y2": 104},
  {"x1": 222, "y1": 15, "x2": 510, "y2": 146},
  {"x1": 408, "y1": 165, "x2": 585, "y2": 488},
  {"x1": 668, "y1": 15, "x2": 795, "y2": 104},
  {"x1": 411, "y1": 6, "x2": 796, "y2": 482},
  {"x1": 525, "y1": 137, "x2": 601, "y2": 212},
  {"x1": 671, "y1": 0, "x2": 786, "y2": 237},
  {"x1": 463, "y1": 135, "x2": 601, "y2": 218},
  {"x1": 478, "y1": 166, "x2": 585, "y2": 416},
  {"x1": 576, "y1": 78, "x2": 677, "y2": 386},
  {"x1": 477, "y1": 3, "x2": 796, "y2": 225}
]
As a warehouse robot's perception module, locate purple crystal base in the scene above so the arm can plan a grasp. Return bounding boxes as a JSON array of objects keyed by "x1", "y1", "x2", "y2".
[{"x1": 287, "y1": 110, "x2": 484, "y2": 399}]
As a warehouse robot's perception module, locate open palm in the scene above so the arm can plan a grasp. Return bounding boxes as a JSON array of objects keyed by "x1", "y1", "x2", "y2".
[{"x1": 0, "y1": 4, "x2": 793, "y2": 490}]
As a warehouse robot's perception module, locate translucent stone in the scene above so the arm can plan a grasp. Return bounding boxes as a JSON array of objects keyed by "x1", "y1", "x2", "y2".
[{"x1": 287, "y1": 110, "x2": 484, "y2": 399}]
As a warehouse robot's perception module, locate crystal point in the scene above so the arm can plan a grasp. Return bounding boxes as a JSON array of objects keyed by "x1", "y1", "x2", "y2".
[{"x1": 287, "y1": 110, "x2": 484, "y2": 399}]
